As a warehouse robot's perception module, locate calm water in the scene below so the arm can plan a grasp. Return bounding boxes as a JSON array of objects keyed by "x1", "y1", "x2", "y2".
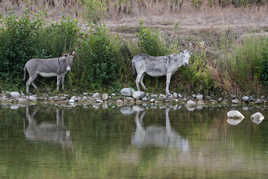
[{"x1": 0, "y1": 105, "x2": 267, "y2": 179}]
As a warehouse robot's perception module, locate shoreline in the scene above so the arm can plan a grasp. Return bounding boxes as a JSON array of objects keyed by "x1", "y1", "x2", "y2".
[{"x1": 1, "y1": 90, "x2": 267, "y2": 110}]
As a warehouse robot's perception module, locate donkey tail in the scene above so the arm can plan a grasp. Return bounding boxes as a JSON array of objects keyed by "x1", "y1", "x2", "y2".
[
  {"x1": 23, "y1": 65, "x2": 27, "y2": 81},
  {"x1": 132, "y1": 60, "x2": 137, "y2": 76}
]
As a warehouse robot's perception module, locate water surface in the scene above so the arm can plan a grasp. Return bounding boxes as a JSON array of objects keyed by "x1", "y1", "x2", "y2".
[{"x1": 0, "y1": 105, "x2": 267, "y2": 179}]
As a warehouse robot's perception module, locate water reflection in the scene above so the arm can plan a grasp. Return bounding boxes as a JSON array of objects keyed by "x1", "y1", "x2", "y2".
[
  {"x1": 24, "y1": 107, "x2": 73, "y2": 149},
  {"x1": 132, "y1": 108, "x2": 189, "y2": 151}
]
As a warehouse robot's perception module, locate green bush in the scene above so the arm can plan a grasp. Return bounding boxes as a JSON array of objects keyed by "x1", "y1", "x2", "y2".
[
  {"x1": 0, "y1": 14, "x2": 42, "y2": 84},
  {"x1": 178, "y1": 51, "x2": 215, "y2": 94},
  {"x1": 137, "y1": 23, "x2": 170, "y2": 56},
  {"x1": 71, "y1": 25, "x2": 124, "y2": 90},
  {"x1": 261, "y1": 49, "x2": 268, "y2": 86},
  {"x1": 0, "y1": 14, "x2": 79, "y2": 87},
  {"x1": 38, "y1": 18, "x2": 79, "y2": 58},
  {"x1": 223, "y1": 38, "x2": 266, "y2": 92}
]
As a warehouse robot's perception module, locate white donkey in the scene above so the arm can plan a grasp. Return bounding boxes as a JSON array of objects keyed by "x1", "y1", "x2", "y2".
[
  {"x1": 24, "y1": 51, "x2": 75, "y2": 94},
  {"x1": 132, "y1": 108, "x2": 189, "y2": 150},
  {"x1": 132, "y1": 50, "x2": 191, "y2": 95}
]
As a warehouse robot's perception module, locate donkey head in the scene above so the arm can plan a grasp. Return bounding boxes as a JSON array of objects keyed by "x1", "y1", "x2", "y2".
[{"x1": 61, "y1": 51, "x2": 75, "y2": 72}]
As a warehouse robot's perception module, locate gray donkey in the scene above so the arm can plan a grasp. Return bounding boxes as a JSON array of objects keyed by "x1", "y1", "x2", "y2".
[
  {"x1": 24, "y1": 107, "x2": 73, "y2": 149},
  {"x1": 132, "y1": 50, "x2": 191, "y2": 95},
  {"x1": 24, "y1": 51, "x2": 75, "y2": 94}
]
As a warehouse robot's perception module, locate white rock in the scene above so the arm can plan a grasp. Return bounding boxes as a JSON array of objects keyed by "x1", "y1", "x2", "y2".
[
  {"x1": 96, "y1": 99, "x2": 103, "y2": 103},
  {"x1": 28, "y1": 95, "x2": 37, "y2": 101},
  {"x1": 120, "y1": 106, "x2": 134, "y2": 115},
  {"x1": 173, "y1": 92, "x2": 178, "y2": 98},
  {"x1": 250, "y1": 112, "x2": 264, "y2": 125},
  {"x1": 227, "y1": 110, "x2": 245, "y2": 119},
  {"x1": 92, "y1": 93, "x2": 100, "y2": 99},
  {"x1": 186, "y1": 100, "x2": 196, "y2": 107},
  {"x1": 120, "y1": 88, "x2": 135, "y2": 97},
  {"x1": 227, "y1": 118, "x2": 244, "y2": 126},
  {"x1": 232, "y1": 99, "x2": 240, "y2": 104},
  {"x1": 10, "y1": 91, "x2": 20, "y2": 98},
  {"x1": 132, "y1": 91, "x2": 145, "y2": 99},
  {"x1": 242, "y1": 96, "x2": 249, "y2": 102},
  {"x1": 102, "y1": 93, "x2": 109, "y2": 100},
  {"x1": 116, "y1": 99, "x2": 123, "y2": 106},
  {"x1": 132, "y1": 105, "x2": 145, "y2": 112},
  {"x1": 196, "y1": 94, "x2": 203, "y2": 100}
]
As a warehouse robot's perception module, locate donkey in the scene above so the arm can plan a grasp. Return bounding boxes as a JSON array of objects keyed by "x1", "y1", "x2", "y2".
[
  {"x1": 24, "y1": 107, "x2": 73, "y2": 149},
  {"x1": 24, "y1": 51, "x2": 75, "y2": 94},
  {"x1": 132, "y1": 108, "x2": 189, "y2": 151},
  {"x1": 132, "y1": 50, "x2": 191, "y2": 95}
]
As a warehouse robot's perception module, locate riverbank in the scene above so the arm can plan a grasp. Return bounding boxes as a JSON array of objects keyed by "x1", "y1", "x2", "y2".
[{"x1": 1, "y1": 90, "x2": 267, "y2": 111}]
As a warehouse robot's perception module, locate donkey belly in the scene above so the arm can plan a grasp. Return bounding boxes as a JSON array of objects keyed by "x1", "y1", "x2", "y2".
[{"x1": 39, "y1": 72, "x2": 57, "y2": 77}]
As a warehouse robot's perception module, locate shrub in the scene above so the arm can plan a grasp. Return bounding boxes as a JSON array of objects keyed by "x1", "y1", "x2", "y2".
[
  {"x1": 38, "y1": 18, "x2": 79, "y2": 58},
  {"x1": 261, "y1": 48, "x2": 268, "y2": 86},
  {"x1": 223, "y1": 38, "x2": 266, "y2": 92},
  {"x1": 0, "y1": 14, "x2": 42, "y2": 84},
  {"x1": 137, "y1": 23, "x2": 170, "y2": 56},
  {"x1": 71, "y1": 25, "x2": 124, "y2": 89},
  {"x1": 0, "y1": 14, "x2": 79, "y2": 87}
]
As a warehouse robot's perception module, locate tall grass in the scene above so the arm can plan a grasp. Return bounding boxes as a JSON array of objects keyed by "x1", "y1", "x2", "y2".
[{"x1": 221, "y1": 37, "x2": 268, "y2": 93}]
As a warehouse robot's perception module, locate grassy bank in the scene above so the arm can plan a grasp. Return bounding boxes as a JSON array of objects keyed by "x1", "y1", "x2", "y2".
[{"x1": 0, "y1": 13, "x2": 267, "y2": 96}]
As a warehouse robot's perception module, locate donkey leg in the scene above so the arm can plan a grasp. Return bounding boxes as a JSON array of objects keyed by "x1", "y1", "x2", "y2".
[
  {"x1": 165, "y1": 73, "x2": 172, "y2": 95},
  {"x1": 57, "y1": 75, "x2": 61, "y2": 91},
  {"x1": 140, "y1": 73, "x2": 147, "y2": 90},
  {"x1": 136, "y1": 73, "x2": 143, "y2": 91},
  {"x1": 26, "y1": 75, "x2": 37, "y2": 94},
  {"x1": 61, "y1": 75, "x2": 65, "y2": 90}
]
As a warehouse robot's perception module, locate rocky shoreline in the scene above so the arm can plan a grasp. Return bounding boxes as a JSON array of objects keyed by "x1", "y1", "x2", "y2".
[{"x1": 0, "y1": 88, "x2": 267, "y2": 111}]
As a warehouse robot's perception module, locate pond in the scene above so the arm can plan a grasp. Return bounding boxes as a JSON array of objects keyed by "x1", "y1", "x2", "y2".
[{"x1": 0, "y1": 105, "x2": 267, "y2": 179}]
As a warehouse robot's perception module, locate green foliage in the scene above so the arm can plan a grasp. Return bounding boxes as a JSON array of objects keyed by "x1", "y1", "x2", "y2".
[
  {"x1": 261, "y1": 49, "x2": 268, "y2": 86},
  {"x1": 0, "y1": 14, "x2": 79, "y2": 86},
  {"x1": 38, "y1": 18, "x2": 79, "y2": 58},
  {"x1": 71, "y1": 25, "x2": 124, "y2": 89},
  {"x1": 0, "y1": 14, "x2": 42, "y2": 84},
  {"x1": 137, "y1": 23, "x2": 170, "y2": 56},
  {"x1": 224, "y1": 38, "x2": 266, "y2": 92},
  {"x1": 179, "y1": 51, "x2": 215, "y2": 94}
]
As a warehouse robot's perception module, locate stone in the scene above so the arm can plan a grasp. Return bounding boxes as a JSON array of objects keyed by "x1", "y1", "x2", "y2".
[
  {"x1": 116, "y1": 99, "x2": 123, "y2": 107},
  {"x1": 102, "y1": 93, "x2": 109, "y2": 101},
  {"x1": 92, "y1": 93, "x2": 100, "y2": 99},
  {"x1": 69, "y1": 96, "x2": 77, "y2": 103},
  {"x1": 227, "y1": 110, "x2": 244, "y2": 119},
  {"x1": 96, "y1": 99, "x2": 103, "y2": 103},
  {"x1": 218, "y1": 97, "x2": 223, "y2": 102},
  {"x1": 151, "y1": 94, "x2": 158, "y2": 98},
  {"x1": 242, "y1": 96, "x2": 249, "y2": 102},
  {"x1": 186, "y1": 100, "x2": 196, "y2": 107},
  {"x1": 142, "y1": 97, "x2": 148, "y2": 101},
  {"x1": 226, "y1": 118, "x2": 244, "y2": 126},
  {"x1": 28, "y1": 95, "x2": 37, "y2": 101},
  {"x1": 132, "y1": 105, "x2": 145, "y2": 112},
  {"x1": 132, "y1": 91, "x2": 145, "y2": 99},
  {"x1": 120, "y1": 88, "x2": 135, "y2": 97},
  {"x1": 196, "y1": 94, "x2": 203, "y2": 100},
  {"x1": 232, "y1": 99, "x2": 240, "y2": 104},
  {"x1": 9, "y1": 91, "x2": 20, "y2": 98},
  {"x1": 255, "y1": 99, "x2": 263, "y2": 104},
  {"x1": 119, "y1": 106, "x2": 133, "y2": 115},
  {"x1": 150, "y1": 99, "x2": 155, "y2": 103},
  {"x1": 173, "y1": 92, "x2": 178, "y2": 98},
  {"x1": 250, "y1": 112, "x2": 264, "y2": 125},
  {"x1": 159, "y1": 94, "x2": 166, "y2": 100},
  {"x1": 197, "y1": 100, "x2": 205, "y2": 105}
]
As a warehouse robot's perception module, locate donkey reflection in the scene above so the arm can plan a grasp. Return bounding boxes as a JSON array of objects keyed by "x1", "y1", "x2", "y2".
[
  {"x1": 24, "y1": 107, "x2": 72, "y2": 149},
  {"x1": 132, "y1": 108, "x2": 189, "y2": 151}
]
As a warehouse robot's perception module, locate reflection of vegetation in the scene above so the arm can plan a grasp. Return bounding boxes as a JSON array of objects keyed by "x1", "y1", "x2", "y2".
[{"x1": 0, "y1": 106, "x2": 267, "y2": 178}]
